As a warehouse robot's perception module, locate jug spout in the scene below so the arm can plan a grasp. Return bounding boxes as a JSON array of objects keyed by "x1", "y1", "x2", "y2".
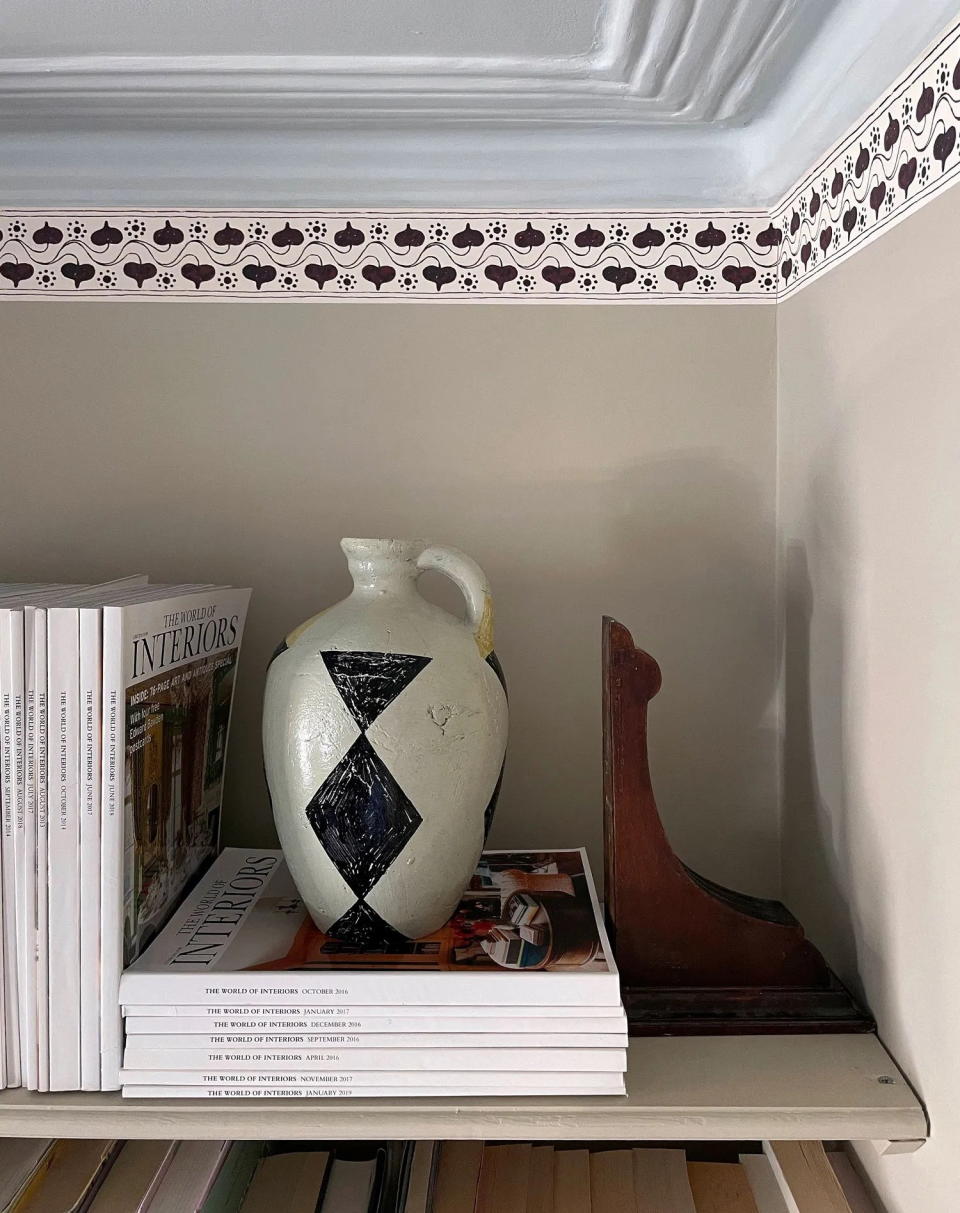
[{"x1": 341, "y1": 537, "x2": 426, "y2": 595}]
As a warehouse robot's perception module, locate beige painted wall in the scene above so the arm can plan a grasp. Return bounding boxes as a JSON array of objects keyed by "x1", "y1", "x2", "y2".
[
  {"x1": 779, "y1": 187, "x2": 960, "y2": 1211},
  {"x1": 0, "y1": 301, "x2": 778, "y2": 894}
]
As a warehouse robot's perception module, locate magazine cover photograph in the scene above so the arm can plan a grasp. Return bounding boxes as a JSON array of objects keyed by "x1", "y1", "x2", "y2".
[
  {"x1": 123, "y1": 647, "x2": 240, "y2": 964},
  {"x1": 224, "y1": 850, "x2": 614, "y2": 976}
]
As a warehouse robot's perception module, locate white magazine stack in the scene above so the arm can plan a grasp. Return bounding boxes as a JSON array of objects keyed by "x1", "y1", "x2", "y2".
[
  {"x1": 119, "y1": 847, "x2": 629, "y2": 1098},
  {"x1": 0, "y1": 580, "x2": 251, "y2": 1092}
]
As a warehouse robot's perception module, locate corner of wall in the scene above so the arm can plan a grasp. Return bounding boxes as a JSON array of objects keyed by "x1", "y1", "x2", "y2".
[{"x1": 772, "y1": 295, "x2": 785, "y2": 897}]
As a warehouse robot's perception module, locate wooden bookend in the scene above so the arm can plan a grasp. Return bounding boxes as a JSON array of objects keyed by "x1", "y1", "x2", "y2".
[{"x1": 602, "y1": 617, "x2": 873, "y2": 1035}]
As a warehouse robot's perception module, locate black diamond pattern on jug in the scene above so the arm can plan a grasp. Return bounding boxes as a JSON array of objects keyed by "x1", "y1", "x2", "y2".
[
  {"x1": 306, "y1": 733, "x2": 423, "y2": 898},
  {"x1": 305, "y1": 649, "x2": 432, "y2": 941},
  {"x1": 325, "y1": 899, "x2": 412, "y2": 951},
  {"x1": 321, "y1": 650, "x2": 431, "y2": 731}
]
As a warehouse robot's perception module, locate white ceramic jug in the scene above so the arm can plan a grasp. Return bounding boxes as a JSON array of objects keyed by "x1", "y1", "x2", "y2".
[{"x1": 262, "y1": 539, "x2": 508, "y2": 946}]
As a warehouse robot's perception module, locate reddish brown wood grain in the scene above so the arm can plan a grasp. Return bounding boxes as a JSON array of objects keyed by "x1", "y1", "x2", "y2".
[{"x1": 602, "y1": 617, "x2": 872, "y2": 1034}]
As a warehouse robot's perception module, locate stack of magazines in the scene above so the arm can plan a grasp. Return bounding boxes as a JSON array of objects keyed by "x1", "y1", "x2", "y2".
[
  {"x1": 118, "y1": 847, "x2": 629, "y2": 1098},
  {"x1": 0, "y1": 579, "x2": 250, "y2": 1092}
]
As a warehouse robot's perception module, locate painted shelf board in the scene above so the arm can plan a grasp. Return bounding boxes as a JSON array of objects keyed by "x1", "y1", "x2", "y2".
[{"x1": 0, "y1": 1035, "x2": 924, "y2": 1145}]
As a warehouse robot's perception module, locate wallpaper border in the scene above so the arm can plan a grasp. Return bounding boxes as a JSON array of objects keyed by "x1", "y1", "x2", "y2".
[
  {"x1": 2, "y1": 17, "x2": 959, "y2": 303},
  {"x1": 774, "y1": 16, "x2": 960, "y2": 300},
  {"x1": 0, "y1": 208, "x2": 780, "y2": 303}
]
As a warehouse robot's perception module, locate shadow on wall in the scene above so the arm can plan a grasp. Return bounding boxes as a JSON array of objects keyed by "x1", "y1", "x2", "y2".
[
  {"x1": 598, "y1": 452, "x2": 780, "y2": 898},
  {"x1": 782, "y1": 541, "x2": 861, "y2": 982},
  {"x1": 227, "y1": 451, "x2": 780, "y2": 899},
  {"x1": 6, "y1": 447, "x2": 779, "y2": 899},
  {"x1": 0, "y1": 300, "x2": 779, "y2": 899},
  {"x1": 781, "y1": 558, "x2": 902, "y2": 1213},
  {"x1": 781, "y1": 538, "x2": 901, "y2": 1062},
  {"x1": 1, "y1": 445, "x2": 778, "y2": 897}
]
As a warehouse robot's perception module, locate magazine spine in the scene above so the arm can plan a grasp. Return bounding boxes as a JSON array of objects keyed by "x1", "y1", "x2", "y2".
[
  {"x1": 121, "y1": 1046, "x2": 628, "y2": 1071},
  {"x1": 0, "y1": 609, "x2": 21, "y2": 1086},
  {"x1": 119, "y1": 1070, "x2": 626, "y2": 1092},
  {"x1": 31, "y1": 608, "x2": 49, "y2": 1092},
  {"x1": 122, "y1": 1016, "x2": 629, "y2": 1036},
  {"x1": 122, "y1": 1080, "x2": 625, "y2": 1098},
  {"x1": 118, "y1": 971, "x2": 622, "y2": 1006},
  {"x1": 21, "y1": 608, "x2": 39, "y2": 1091},
  {"x1": 78, "y1": 607, "x2": 102, "y2": 1090},
  {"x1": 121, "y1": 1004, "x2": 627, "y2": 1021},
  {"x1": 120, "y1": 1086, "x2": 626, "y2": 1106},
  {"x1": 124, "y1": 1031, "x2": 628, "y2": 1049},
  {"x1": 98, "y1": 605, "x2": 124, "y2": 1090},
  {"x1": 8, "y1": 611, "x2": 30, "y2": 1090},
  {"x1": 46, "y1": 606, "x2": 81, "y2": 1090}
]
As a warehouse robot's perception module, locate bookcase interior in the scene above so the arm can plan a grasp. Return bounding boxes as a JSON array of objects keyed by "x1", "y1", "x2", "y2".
[{"x1": 0, "y1": 1036, "x2": 925, "y2": 1152}]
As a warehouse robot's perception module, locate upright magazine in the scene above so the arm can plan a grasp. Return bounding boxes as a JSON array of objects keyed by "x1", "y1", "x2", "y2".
[
  {"x1": 0, "y1": 604, "x2": 24, "y2": 1086},
  {"x1": 44, "y1": 580, "x2": 196, "y2": 1089},
  {"x1": 99, "y1": 586, "x2": 251, "y2": 1088},
  {"x1": 120, "y1": 847, "x2": 620, "y2": 1006},
  {"x1": 26, "y1": 578, "x2": 148, "y2": 1089},
  {"x1": 1, "y1": 579, "x2": 135, "y2": 1090},
  {"x1": 25, "y1": 577, "x2": 137, "y2": 1091},
  {"x1": 0, "y1": 580, "x2": 251, "y2": 1094}
]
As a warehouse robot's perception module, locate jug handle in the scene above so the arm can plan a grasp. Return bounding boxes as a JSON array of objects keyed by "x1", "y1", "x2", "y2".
[{"x1": 417, "y1": 544, "x2": 495, "y2": 657}]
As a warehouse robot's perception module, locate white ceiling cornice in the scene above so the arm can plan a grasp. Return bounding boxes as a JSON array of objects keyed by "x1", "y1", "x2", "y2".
[
  {"x1": 0, "y1": 125, "x2": 749, "y2": 211},
  {"x1": 3, "y1": 0, "x2": 960, "y2": 305},
  {"x1": 3, "y1": 0, "x2": 956, "y2": 210},
  {"x1": 0, "y1": 0, "x2": 835, "y2": 128},
  {"x1": 4, "y1": 8, "x2": 960, "y2": 305},
  {"x1": 0, "y1": 1, "x2": 823, "y2": 128}
]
